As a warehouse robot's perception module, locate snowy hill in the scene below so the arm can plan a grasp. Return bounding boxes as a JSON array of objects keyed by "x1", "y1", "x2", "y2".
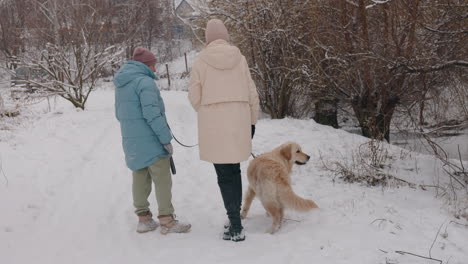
[{"x1": 1, "y1": 87, "x2": 467, "y2": 264}]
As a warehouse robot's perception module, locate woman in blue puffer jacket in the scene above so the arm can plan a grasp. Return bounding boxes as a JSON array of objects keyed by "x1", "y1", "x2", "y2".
[{"x1": 114, "y1": 47, "x2": 191, "y2": 234}]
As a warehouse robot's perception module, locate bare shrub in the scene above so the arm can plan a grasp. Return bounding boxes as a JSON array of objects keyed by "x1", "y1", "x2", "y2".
[
  {"x1": 18, "y1": 44, "x2": 123, "y2": 110},
  {"x1": 321, "y1": 140, "x2": 417, "y2": 187}
]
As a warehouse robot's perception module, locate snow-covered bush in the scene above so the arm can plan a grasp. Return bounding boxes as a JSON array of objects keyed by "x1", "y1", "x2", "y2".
[
  {"x1": 321, "y1": 140, "x2": 403, "y2": 187},
  {"x1": 18, "y1": 44, "x2": 123, "y2": 110}
]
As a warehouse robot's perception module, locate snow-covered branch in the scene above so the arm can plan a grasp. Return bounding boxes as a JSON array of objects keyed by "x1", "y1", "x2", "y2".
[
  {"x1": 366, "y1": 0, "x2": 393, "y2": 9},
  {"x1": 18, "y1": 44, "x2": 123, "y2": 109},
  {"x1": 392, "y1": 60, "x2": 468, "y2": 74}
]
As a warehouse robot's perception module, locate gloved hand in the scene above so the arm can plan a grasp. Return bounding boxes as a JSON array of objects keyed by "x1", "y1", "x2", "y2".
[
  {"x1": 251, "y1": 125, "x2": 256, "y2": 139},
  {"x1": 164, "y1": 143, "x2": 173, "y2": 156}
]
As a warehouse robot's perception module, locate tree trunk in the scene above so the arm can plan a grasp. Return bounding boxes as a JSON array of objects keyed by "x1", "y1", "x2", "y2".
[
  {"x1": 64, "y1": 96, "x2": 85, "y2": 110},
  {"x1": 352, "y1": 95, "x2": 397, "y2": 143},
  {"x1": 375, "y1": 111, "x2": 392, "y2": 142},
  {"x1": 314, "y1": 99, "x2": 338, "y2": 128},
  {"x1": 419, "y1": 100, "x2": 425, "y2": 126},
  {"x1": 354, "y1": 111, "x2": 388, "y2": 142}
]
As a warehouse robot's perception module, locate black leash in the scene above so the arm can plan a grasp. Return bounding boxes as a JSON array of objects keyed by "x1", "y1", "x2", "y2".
[
  {"x1": 165, "y1": 122, "x2": 256, "y2": 175},
  {"x1": 171, "y1": 133, "x2": 198, "y2": 148},
  {"x1": 168, "y1": 125, "x2": 256, "y2": 158},
  {"x1": 166, "y1": 123, "x2": 198, "y2": 148}
]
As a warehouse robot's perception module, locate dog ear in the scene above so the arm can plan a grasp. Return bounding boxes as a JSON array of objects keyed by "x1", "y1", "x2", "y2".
[{"x1": 280, "y1": 144, "x2": 292, "y2": 160}]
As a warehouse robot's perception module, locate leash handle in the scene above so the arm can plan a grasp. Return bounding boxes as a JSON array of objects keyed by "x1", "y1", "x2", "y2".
[{"x1": 169, "y1": 157, "x2": 176, "y2": 175}]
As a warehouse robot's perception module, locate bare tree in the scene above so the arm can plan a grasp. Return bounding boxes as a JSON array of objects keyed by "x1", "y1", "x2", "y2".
[
  {"x1": 11, "y1": 0, "x2": 125, "y2": 109},
  {"x1": 0, "y1": 0, "x2": 31, "y2": 61},
  {"x1": 0, "y1": 0, "x2": 173, "y2": 109},
  {"x1": 21, "y1": 44, "x2": 122, "y2": 109},
  {"x1": 312, "y1": 0, "x2": 467, "y2": 141},
  {"x1": 200, "y1": 0, "x2": 467, "y2": 137}
]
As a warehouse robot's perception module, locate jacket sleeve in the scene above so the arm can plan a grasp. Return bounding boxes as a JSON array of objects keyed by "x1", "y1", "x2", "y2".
[
  {"x1": 136, "y1": 78, "x2": 172, "y2": 145},
  {"x1": 244, "y1": 57, "x2": 260, "y2": 124},
  {"x1": 188, "y1": 60, "x2": 202, "y2": 111}
]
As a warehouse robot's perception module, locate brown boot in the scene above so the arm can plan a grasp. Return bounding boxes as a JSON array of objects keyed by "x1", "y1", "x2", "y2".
[
  {"x1": 136, "y1": 211, "x2": 159, "y2": 233},
  {"x1": 158, "y1": 215, "x2": 191, "y2": 235}
]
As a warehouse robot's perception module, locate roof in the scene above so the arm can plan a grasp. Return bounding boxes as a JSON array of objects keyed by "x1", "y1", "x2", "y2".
[
  {"x1": 174, "y1": 0, "x2": 194, "y2": 9},
  {"x1": 174, "y1": 0, "x2": 205, "y2": 15}
]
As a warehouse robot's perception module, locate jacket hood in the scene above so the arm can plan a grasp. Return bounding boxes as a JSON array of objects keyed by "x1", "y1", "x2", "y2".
[
  {"x1": 199, "y1": 40, "x2": 242, "y2": 70},
  {"x1": 113, "y1": 60, "x2": 156, "y2": 88}
]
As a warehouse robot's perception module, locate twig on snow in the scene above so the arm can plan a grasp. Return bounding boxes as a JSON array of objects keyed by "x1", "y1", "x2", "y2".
[
  {"x1": 371, "y1": 218, "x2": 389, "y2": 226},
  {"x1": 443, "y1": 220, "x2": 468, "y2": 236},
  {"x1": 395, "y1": 250, "x2": 442, "y2": 263},
  {"x1": 456, "y1": 145, "x2": 467, "y2": 179},
  {"x1": 429, "y1": 222, "x2": 445, "y2": 258}
]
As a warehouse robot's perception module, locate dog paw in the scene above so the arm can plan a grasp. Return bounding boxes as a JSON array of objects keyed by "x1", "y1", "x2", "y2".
[
  {"x1": 266, "y1": 226, "x2": 279, "y2": 234},
  {"x1": 240, "y1": 210, "x2": 247, "y2": 219}
]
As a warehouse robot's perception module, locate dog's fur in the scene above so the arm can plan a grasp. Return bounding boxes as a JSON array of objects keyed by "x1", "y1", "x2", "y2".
[{"x1": 240, "y1": 142, "x2": 318, "y2": 234}]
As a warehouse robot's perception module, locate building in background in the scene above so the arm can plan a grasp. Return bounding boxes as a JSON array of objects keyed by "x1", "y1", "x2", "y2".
[
  {"x1": 173, "y1": 0, "x2": 198, "y2": 40},
  {"x1": 175, "y1": 0, "x2": 196, "y2": 18}
]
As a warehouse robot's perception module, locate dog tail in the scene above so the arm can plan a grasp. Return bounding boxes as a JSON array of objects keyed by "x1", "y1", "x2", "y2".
[{"x1": 278, "y1": 185, "x2": 318, "y2": 211}]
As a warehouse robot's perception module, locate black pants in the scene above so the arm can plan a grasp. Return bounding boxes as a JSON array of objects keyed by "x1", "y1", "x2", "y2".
[{"x1": 214, "y1": 163, "x2": 243, "y2": 230}]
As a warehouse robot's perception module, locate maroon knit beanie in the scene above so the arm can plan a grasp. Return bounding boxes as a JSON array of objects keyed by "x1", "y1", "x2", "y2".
[{"x1": 132, "y1": 47, "x2": 156, "y2": 66}]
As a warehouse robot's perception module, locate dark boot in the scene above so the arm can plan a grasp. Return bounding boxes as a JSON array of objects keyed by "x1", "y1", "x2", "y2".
[
  {"x1": 214, "y1": 163, "x2": 245, "y2": 241},
  {"x1": 223, "y1": 221, "x2": 245, "y2": 242},
  {"x1": 230, "y1": 226, "x2": 245, "y2": 242},
  {"x1": 223, "y1": 221, "x2": 231, "y2": 240}
]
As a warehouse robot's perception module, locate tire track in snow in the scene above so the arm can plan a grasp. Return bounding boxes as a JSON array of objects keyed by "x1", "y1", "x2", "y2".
[{"x1": 29, "y1": 109, "x2": 131, "y2": 260}]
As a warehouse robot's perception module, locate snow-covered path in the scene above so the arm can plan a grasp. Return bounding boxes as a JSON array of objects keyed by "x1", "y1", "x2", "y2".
[{"x1": 1, "y1": 89, "x2": 467, "y2": 264}]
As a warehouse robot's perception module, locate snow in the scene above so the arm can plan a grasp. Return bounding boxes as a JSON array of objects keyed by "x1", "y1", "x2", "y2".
[{"x1": 1, "y1": 85, "x2": 467, "y2": 264}]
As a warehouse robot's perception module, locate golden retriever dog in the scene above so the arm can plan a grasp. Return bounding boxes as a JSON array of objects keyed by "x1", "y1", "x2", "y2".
[{"x1": 240, "y1": 142, "x2": 318, "y2": 234}]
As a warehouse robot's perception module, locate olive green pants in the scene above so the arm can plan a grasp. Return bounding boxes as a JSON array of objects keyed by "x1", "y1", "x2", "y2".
[{"x1": 132, "y1": 158, "x2": 174, "y2": 216}]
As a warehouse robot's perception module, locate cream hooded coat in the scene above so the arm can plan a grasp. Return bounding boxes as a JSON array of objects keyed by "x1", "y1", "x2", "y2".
[{"x1": 188, "y1": 39, "x2": 260, "y2": 164}]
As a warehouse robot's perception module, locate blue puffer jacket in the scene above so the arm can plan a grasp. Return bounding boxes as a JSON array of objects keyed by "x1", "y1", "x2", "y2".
[{"x1": 113, "y1": 60, "x2": 172, "y2": 171}]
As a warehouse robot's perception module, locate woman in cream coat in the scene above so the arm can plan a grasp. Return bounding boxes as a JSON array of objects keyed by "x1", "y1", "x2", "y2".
[{"x1": 188, "y1": 19, "x2": 259, "y2": 242}]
